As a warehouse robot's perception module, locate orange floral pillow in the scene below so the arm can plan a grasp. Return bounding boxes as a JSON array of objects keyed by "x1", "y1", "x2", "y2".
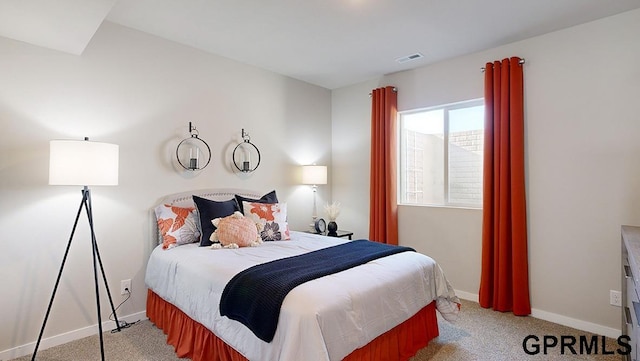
[
  {"x1": 210, "y1": 212, "x2": 262, "y2": 248},
  {"x1": 154, "y1": 204, "x2": 200, "y2": 250},
  {"x1": 242, "y1": 201, "x2": 290, "y2": 241}
]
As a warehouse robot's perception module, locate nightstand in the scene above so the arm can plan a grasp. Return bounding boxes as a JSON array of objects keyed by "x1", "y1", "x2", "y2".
[{"x1": 305, "y1": 230, "x2": 354, "y2": 240}]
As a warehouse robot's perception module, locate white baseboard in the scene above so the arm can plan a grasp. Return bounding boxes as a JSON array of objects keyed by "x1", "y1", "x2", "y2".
[
  {"x1": 530, "y1": 308, "x2": 620, "y2": 339},
  {"x1": 454, "y1": 289, "x2": 620, "y2": 339},
  {"x1": 454, "y1": 290, "x2": 479, "y2": 302},
  {"x1": 1, "y1": 292, "x2": 622, "y2": 360},
  {"x1": 0, "y1": 311, "x2": 147, "y2": 361}
]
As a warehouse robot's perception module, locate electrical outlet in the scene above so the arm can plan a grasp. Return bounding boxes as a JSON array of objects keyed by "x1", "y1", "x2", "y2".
[
  {"x1": 610, "y1": 290, "x2": 622, "y2": 307},
  {"x1": 120, "y1": 279, "x2": 131, "y2": 295}
]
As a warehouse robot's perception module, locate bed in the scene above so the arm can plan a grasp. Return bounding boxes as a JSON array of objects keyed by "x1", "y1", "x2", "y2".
[{"x1": 146, "y1": 189, "x2": 459, "y2": 361}]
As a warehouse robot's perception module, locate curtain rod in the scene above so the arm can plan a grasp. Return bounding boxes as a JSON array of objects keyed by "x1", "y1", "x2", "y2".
[
  {"x1": 481, "y1": 58, "x2": 525, "y2": 72},
  {"x1": 368, "y1": 87, "x2": 397, "y2": 97}
]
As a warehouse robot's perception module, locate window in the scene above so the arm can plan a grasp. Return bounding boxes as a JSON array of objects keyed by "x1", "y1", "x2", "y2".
[{"x1": 399, "y1": 99, "x2": 484, "y2": 208}]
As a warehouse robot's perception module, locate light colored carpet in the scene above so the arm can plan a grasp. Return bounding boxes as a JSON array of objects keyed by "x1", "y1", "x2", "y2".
[
  {"x1": 412, "y1": 300, "x2": 621, "y2": 361},
  {"x1": 12, "y1": 300, "x2": 622, "y2": 361}
]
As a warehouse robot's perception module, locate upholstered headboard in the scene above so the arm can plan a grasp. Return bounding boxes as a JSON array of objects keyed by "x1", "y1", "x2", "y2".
[{"x1": 157, "y1": 188, "x2": 261, "y2": 208}]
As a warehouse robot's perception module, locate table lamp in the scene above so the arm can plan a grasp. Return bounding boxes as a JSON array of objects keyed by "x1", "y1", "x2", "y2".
[{"x1": 301, "y1": 165, "x2": 327, "y2": 229}]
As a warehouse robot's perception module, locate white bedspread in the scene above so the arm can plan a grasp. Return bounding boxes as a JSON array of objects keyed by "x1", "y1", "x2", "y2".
[{"x1": 145, "y1": 231, "x2": 459, "y2": 361}]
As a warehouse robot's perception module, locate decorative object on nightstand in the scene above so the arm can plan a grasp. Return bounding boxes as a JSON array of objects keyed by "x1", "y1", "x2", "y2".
[
  {"x1": 324, "y1": 201, "x2": 341, "y2": 237},
  {"x1": 232, "y1": 128, "x2": 261, "y2": 173},
  {"x1": 176, "y1": 122, "x2": 211, "y2": 171},
  {"x1": 301, "y1": 164, "x2": 327, "y2": 231},
  {"x1": 314, "y1": 218, "x2": 327, "y2": 233},
  {"x1": 34, "y1": 138, "x2": 122, "y2": 361}
]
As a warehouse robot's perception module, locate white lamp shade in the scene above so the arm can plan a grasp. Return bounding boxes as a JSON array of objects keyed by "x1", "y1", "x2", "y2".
[
  {"x1": 302, "y1": 165, "x2": 327, "y2": 185},
  {"x1": 49, "y1": 139, "x2": 119, "y2": 186}
]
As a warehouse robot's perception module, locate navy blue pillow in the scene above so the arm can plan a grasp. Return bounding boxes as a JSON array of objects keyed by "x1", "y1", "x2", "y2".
[
  {"x1": 234, "y1": 190, "x2": 278, "y2": 214},
  {"x1": 193, "y1": 196, "x2": 238, "y2": 247}
]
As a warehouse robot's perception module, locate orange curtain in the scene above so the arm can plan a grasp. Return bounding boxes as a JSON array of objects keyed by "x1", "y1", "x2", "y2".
[
  {"x1": 479, "y1": 57, "x2": 531, "y2": 316},
  {"x1": 369, "y1": 86, "x2": 398, "y2": 245}
]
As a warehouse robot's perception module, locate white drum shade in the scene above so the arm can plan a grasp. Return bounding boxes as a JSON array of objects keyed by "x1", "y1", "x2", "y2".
[
  {"x1": 49, "y1": 139, "x2": 119, "y2": 186},
  {"x1": 302, "y1": 165, "x2": 327, "y2": 185}
]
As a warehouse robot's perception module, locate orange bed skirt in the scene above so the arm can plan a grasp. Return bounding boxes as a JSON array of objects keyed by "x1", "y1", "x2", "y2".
[{"x1": 147, "y1": 289, "x2": 439, "y2": 361}]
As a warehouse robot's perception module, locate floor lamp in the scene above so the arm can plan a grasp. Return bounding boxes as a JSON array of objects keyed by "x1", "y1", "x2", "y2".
[
  {"x1": 301, "y1": 165, "x2": 327, "y2": 229},
  {"x1": 32, "y1": 138, "x2": 121, "y2": 361}
]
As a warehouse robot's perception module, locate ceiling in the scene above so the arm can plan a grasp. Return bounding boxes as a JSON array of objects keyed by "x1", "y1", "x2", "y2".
[{"x1": 2, "y1": 1, "x2": 640, "y2": 89}]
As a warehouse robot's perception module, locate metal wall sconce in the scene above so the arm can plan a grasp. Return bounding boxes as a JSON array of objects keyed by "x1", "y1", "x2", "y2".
[
  {"x1": 232, "y1": 129, "x2": 261, "y2": 173},
  {"x1": 176, "y1": 122, "x2": 211, "y2": 171}
]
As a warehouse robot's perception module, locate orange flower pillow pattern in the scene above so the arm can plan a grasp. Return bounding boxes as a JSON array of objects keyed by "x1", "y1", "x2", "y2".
[
  {"x1": 155, "y1": 204, "x2": 201, "y2": 249},
  {"x1": 242, "y1": 201, "x2": 290, "y2": 241},
  {"x1": 210, "y1": 211, "x2": 262, "y2": 249}
]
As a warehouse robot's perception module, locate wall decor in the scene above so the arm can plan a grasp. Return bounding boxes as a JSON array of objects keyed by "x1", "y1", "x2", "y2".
[
  {"x1": 176, "y1": 122, "x2": 211, "y2": 171},
  {"x1": 232, "y1": 128, "x2": 261, "y2": 173}
]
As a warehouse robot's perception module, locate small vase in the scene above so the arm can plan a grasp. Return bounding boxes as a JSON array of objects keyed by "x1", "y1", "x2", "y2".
[{"x1": 327, "y1": 221, "x2": 338, "y2": 236}]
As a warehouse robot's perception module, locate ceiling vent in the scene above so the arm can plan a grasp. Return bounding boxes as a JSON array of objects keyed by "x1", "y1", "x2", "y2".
[{"x1": 395, "y1": 52, "x2": 424, "y2": 64}]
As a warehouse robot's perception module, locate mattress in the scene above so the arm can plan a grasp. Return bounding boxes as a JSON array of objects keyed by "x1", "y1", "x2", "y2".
[{"x1": 145, "y1": 231, "x2": 459, "y2": 361}]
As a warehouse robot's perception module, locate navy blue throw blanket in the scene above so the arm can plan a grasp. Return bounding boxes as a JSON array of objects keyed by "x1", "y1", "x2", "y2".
[{"x1": 219, "y1": 240, "x2": 414, "y2": 342}]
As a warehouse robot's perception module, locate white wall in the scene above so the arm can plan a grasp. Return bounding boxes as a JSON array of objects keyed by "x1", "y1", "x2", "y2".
[
  {"x1": 331, "y1": 79, "x2": 380, "y2": 239},
  {"x1": 0, "y1": 21, "x2": 331, "y2": 357},
  {"x1": 332, "y1": 9, "x2": 640, "y2": 336}
]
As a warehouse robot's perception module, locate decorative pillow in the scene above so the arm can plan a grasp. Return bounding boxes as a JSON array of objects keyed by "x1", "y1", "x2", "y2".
[
  {"x1": 210, "y1": 211, "x2": 263, "y2": 249},
  {"x1": 154, "y1": 204, "x2": 200, "y2": 250},
  {"x1": 242, "y1": 201, "x2": 290, "y2": 241},
  {"x1": 234, "y1": 190, "x2": 278, "y2": 214},
  {"x1": 193, "y1": 196, "x2": 238, "y2": 247}
]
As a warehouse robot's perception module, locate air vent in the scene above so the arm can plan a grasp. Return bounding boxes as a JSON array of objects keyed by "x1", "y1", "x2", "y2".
[{"x1": 395, "y1": 52, "x2": 424, "y2": 64}]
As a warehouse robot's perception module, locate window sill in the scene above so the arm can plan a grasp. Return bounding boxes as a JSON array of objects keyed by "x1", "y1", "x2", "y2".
[{"x1": 397, "y1": 203, "x2": 482, "y2": 211}]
